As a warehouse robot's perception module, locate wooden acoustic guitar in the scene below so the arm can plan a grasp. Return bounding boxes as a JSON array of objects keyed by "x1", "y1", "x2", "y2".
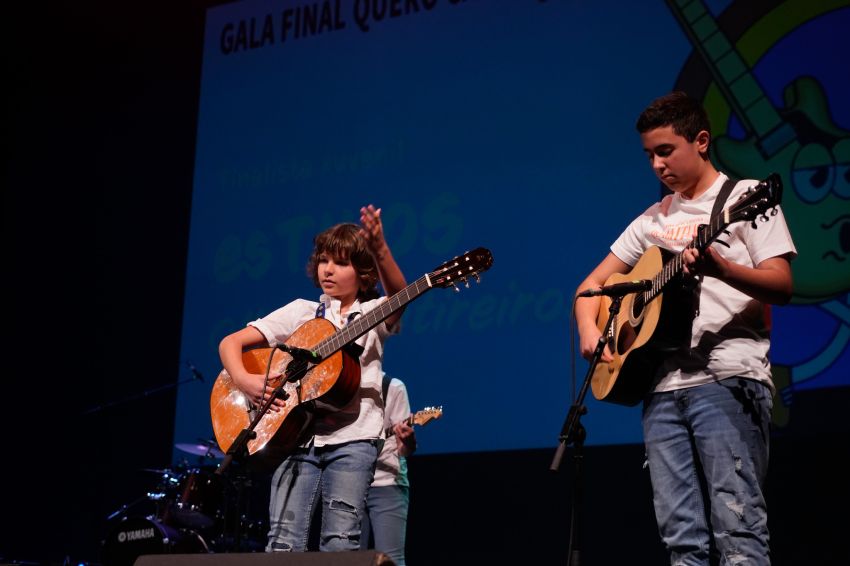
[
  {"x1": 591, "y1": 174, "x2": 783, "y2": 406},
  {"x1": 210, "y1": 248, "x2": 492, "y2": 462}
]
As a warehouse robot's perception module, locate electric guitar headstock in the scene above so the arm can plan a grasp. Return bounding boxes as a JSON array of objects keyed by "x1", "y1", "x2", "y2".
[{"x1": 409, "y1": 406, "x2": 443, "y2": 427}]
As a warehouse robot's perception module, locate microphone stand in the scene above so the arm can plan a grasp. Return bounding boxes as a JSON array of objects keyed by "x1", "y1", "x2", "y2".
[
  {"x1": 81, "y1": 363, "x2": 204, "y2": 415},
  {"x1": 550, "y1": 294, "x2": 624, "y2": 566},
  {"x1": 214, "y1": 353, "x2": 314, "y2": 551}
]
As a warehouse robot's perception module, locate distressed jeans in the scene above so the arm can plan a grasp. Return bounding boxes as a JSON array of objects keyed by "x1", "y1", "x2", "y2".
[
  {"x1": 267, "y1": 439, "x2": 379, "y2": 552},
  {"x1": 361, "y1": 484, "x2": 410, "y2": 565},
  {"x1": 643, "y1": 378, "x2": 772, "y2": 566}
]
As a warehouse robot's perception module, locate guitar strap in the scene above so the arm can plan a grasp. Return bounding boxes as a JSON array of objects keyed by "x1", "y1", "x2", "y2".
[
  {"x1": 315, "y1": 302, "x2": 365, "y2": 358},
  {"x1": 381, "y1": 373, "x2": 391, "y2": 406},
  {"x1": 315, "y1": 302, "x2": 360, "y2": 324},
  {"x1": 711, "y1": 176, "x2": 738, "y2": 220}
]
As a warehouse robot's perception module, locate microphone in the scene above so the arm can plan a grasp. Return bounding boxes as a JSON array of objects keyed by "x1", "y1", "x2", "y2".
[
  {"x1": 277, "y1": 343, "x2": 322, "y2": 363},
  {"x1": 577, "y1": 279, "x2": 652, "y2": 297},
  {"x1": 186, "y1": 361, "x2": 204, "y2": 382}
]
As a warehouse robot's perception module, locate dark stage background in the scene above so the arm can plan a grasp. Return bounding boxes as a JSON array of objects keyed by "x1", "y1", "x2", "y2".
[{"x1": 6, "y1": 1, "x2": 849, "y2": 565}]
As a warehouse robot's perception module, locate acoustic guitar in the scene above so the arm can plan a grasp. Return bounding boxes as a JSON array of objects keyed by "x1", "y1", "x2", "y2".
[
  {"x1": 210, "y1": 248, "x2": 492, "y2": 461},
  {"x1": 591, "y1": 174, "x2": 783, "y2": 406}
]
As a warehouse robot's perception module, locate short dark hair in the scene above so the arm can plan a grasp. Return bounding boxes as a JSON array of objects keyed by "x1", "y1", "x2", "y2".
[
  {"x1": 306, "y1": 223, "x2": 380, "y2": 301},
  {"x1": 635, "y1": 91, "x2": 711, "y2": 142}
]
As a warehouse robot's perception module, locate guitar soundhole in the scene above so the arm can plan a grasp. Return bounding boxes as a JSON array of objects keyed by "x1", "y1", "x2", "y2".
[
  {"x1": 631, "y1": 293, "x2": 646, "y2": 320},
  {"x1": 616, "y1": 292, "x2": 646, "y2": 356}
]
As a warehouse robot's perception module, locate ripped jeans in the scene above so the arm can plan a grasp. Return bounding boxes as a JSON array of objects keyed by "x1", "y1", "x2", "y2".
[
  {"x1": 643, "y1": 378, "x2": 772, "y2": 566},
  {"x1": 267, "y1": 439, "x2": 379, "y2": 552}
]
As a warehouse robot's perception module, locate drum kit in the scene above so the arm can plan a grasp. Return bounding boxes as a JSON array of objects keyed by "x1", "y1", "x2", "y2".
[{"x1": 101, "y1": 440, "x2": 267, "y2": 566}]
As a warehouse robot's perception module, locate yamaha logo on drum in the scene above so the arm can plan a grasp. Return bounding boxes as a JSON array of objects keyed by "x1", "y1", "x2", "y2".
[{"x1": 116, "y1": 527, "x2": 156, "y2": 542}]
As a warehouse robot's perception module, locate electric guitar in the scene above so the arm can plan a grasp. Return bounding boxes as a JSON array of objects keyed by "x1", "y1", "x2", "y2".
[
  {"x1": 385, "y1": 406, "x2": 443, "y2": 437},
  {"x1": 591, "y1": 174, "x2": 783, "y2": 406},
  {"x1": 210, "y1": 249, "x2": 492, "y2": 461}
]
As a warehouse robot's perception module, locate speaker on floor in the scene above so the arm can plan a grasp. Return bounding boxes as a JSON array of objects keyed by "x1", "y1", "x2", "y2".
[{"x1": 134, "y1": 552, "x2": 395, "y2": 566}]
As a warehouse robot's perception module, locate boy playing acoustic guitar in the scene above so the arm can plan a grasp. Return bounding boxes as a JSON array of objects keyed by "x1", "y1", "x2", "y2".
[
  {"x1": 574, "y1": 92, "x2": 795, "y2": 564},
  {"x1": 218, "y1": 204, "x2": 407, "y2": 553}
]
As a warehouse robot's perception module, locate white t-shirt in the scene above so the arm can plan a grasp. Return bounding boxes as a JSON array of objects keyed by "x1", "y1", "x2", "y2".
[
  {"x1": 249, "y1": 294, "x2": 397, "y2": 447},
  {"x1": 372, "y1": 376, "x2": 411, "y2": 488},
  {"x1": 610, "y1": 173, "x2": 797, "y2": 393}
]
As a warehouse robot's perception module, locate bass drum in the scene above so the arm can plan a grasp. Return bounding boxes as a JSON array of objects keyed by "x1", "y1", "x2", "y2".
[{"x1": 102, "y1": 516, "x2": 208, "y2": 566}]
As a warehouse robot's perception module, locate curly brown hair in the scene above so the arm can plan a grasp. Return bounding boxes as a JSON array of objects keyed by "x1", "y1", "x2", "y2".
[{"x1": 306, "y1": 223, "x2": 380, "y2": 301}]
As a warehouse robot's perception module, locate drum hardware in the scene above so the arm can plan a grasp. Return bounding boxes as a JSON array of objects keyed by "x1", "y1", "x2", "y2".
[
  {"x1": 108, "y1": 451, "x2": 268, "y2": 555},
  {"x1": 175, "y1": 439, "x2": 225, "y2": 460},
  {"x1": 101, "y1": 516, "x2": 209, "y2": 566}
]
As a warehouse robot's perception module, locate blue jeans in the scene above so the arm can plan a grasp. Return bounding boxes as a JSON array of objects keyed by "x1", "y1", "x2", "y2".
[
  {"x1": 361, "y1": 484, "x2": 410, "y2": 566},
  {"x1": 642, "y1": 378, "x2": 772, "y2": 566},
  {"x1": 266, "y1": 440, "x2": 379, "y2": 552}
]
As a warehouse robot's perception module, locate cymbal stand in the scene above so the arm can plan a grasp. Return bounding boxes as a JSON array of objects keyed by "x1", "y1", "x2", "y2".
[
  {"x1": 81, "y1": 366, "x2": 203, "y2": 416},
  {"x1": 550, "y1": 295, "x2": 623, "y2": 566}
]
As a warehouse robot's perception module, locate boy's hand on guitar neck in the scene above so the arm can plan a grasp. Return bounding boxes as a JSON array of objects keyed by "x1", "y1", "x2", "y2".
[
  {"x1": 392, "y1": 421, "x2": 417, "y2": 456},
  {"x1": 682, "y1": 246, "x2": 728, "y2": 280}
]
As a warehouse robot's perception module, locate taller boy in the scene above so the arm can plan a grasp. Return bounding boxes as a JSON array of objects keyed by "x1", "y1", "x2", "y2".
[{"x1": 575, "y1": 92, "x2": 796, "y2": 564}]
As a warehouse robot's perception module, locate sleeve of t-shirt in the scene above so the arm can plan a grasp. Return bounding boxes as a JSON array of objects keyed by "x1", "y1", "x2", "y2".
[
  {"x1": 385, "y1": 378, "x2": 411, "y2": 429},
  {"x1": 730, "y1": 180, "x2": 797, "y2": 265},
  {"x1": 248, "y1": 299, "x2": 313, "y2": 348},
  {"x1": 611, "y1": 207, "x2": 654, "y2": 266}
]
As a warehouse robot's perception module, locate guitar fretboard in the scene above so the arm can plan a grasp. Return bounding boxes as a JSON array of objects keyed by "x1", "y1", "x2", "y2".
[
  {"x1": 644, "y1": 209, "x2": 731, "y2": 303},
  {"x1": 313, "y1": 274, "x2": 433, "y2": 358}
]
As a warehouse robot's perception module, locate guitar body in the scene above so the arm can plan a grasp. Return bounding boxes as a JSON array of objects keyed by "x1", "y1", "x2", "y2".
[
  {"x1": 207, "y1": 247, "x2": 493, "y2": 464},
  {"x1": 210, "y1": 317, "x2": 361, "y2": 460},
  {"x1": 591, "y1": 246, "x2": 695, "y2": 406}
]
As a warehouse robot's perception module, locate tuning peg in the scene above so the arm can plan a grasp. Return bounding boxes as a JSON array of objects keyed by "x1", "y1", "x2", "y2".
[
  {"x1": 463, "y1": 278, "x2": 470, "y2": 288},
  {"x1": 474, "y1": 274, "x2": 481, "y2": 284},
  {"x1": 452, "y1": 283, "x2": 460, "y2": 293}
]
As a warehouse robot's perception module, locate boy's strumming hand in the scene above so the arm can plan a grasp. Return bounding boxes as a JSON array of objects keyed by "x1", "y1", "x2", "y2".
[{"x1": 233, "y1": 372, "x2": 286, "y2": 412}]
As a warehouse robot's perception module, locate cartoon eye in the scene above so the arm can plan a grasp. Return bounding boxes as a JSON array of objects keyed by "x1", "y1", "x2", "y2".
[
  {"x1": 831, "y1": 138, "x2": 850, "y2": 200},
  {"x1": 791, "y1": 143, "x2": 834, "y2": 203}
]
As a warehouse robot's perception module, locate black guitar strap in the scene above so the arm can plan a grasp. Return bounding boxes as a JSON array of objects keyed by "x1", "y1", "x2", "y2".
[
  {"x1": 711, "y1": 176, "x2": 738, "y2": 220},
  {"x1": 689, "y1": 176, "x2": 738, "y2": 318}
]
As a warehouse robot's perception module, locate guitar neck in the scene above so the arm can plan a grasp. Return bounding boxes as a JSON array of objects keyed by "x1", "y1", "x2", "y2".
[
  {"x1": 313, "y1": 274, "x2": 432, "y2": 359},
  {"x1": 645, "y1": 210, "x2": 732, "y2": 302}
]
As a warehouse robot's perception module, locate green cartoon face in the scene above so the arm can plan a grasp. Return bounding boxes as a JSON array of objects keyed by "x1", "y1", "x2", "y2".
[
  {"x1": 785, "y1": 131, "x2": 850, "y2": 302},
  {"x1": 708, "y1": 76, "x2": 850, "y2": 304},
  {"x1": 667, "y1": 0, "x2": 850, "y2": 305}
]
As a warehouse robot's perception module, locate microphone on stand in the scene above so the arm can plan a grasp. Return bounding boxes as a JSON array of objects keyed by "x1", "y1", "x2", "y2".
[
  {"x1": 577, "y1": 279, "x2": 652, "y2": 297},
  {"x1": 277, "y1": 343, "x2": 323, "y2": 363}
]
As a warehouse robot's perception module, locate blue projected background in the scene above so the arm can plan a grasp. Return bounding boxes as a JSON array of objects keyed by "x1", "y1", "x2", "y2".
[{"x1": 174, "y1": 0, "x2": 850, "y2": 458}]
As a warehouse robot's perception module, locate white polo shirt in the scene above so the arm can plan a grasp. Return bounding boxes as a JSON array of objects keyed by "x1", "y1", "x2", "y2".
[{"x1": 249, "y1": 294, "x2": 397, "y2": 446}]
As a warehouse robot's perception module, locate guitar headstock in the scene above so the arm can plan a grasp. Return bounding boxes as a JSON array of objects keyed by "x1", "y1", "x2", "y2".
[
  {"x1": 728, "y1": 173, "x2": 783, "y2": 228},
  {"x1": 410, "y1": 406, "x2": 443, "y2": 427},
  {"x1": 428, "y1": 248, "x2": 493, "y2": 291}
]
